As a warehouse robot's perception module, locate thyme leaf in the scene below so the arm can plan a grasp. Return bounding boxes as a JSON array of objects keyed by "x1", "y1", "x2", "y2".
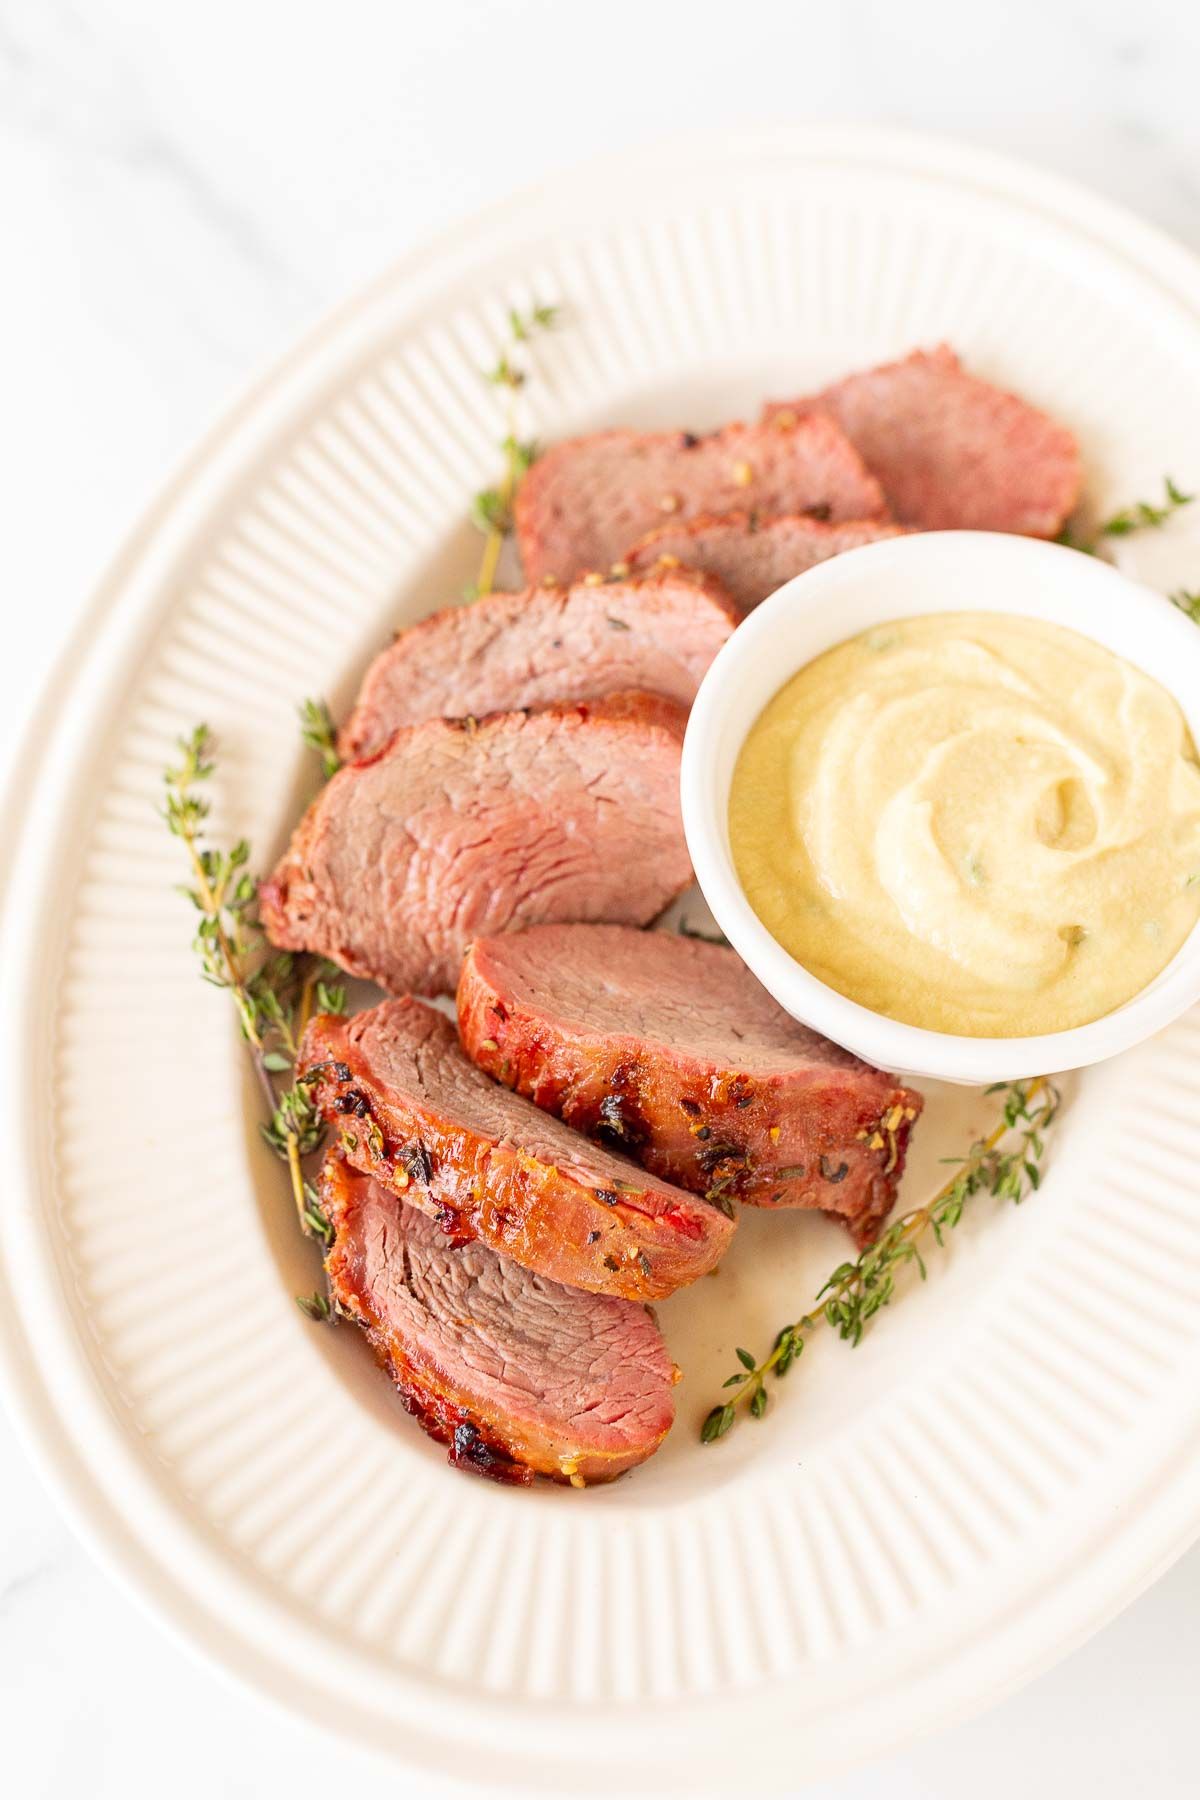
[
  {"x1": 301, "y1": 1179, "x2": 335, "y2": 1247},
  {"x1": 299, "y1": 697, "x2": 340, "y2": 779},
  {"x1": 471, "y1": 302, "x2": 560, "y2": 594},
  {"x1": 163, "y1": 724, "x2": 347, "y2": 1267},
  {"x1": 503, "y1": 433, "x2": 538, "y2": 476},
  {"x1": 486, "y1": 353, "x2": 524, "y2": 389},
  {"x1": 1170, "y1": 589, "x2": 1200, "y2": 626},
  {"x1": 700, "y1": 1078, "x2": 1060, "y2": 1444},
  {"x1": 295, "y1": 1291, "x2": 332, "y2": 1322},
  {"x1": 471, "y1": 488, "x2": 512, "y2": 535},
  {"x1": 261, "y1": 1071, "x2": 324, "y2": 1160}
]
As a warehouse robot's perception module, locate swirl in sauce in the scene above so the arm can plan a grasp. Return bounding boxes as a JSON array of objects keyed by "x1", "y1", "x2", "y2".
[{"x1": 729, "y1": 613, "x2": 1200, "y2": 1036}]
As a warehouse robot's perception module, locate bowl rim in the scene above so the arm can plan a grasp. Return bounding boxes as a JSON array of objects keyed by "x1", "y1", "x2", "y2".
[{"x1": 681, "y1": 530, "x2": 1200, "y2": 1083}]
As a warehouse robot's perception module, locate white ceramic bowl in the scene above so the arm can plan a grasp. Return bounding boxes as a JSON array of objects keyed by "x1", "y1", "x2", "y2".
[{"x1": 682, "y1": 531, "x2": 1200, "y2": 1083}]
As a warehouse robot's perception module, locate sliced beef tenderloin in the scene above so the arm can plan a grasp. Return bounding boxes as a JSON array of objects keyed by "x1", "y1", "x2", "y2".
[
  {"x1": 322, "y1": 1152, "x2": 676, "y2": 1485},
  {"x1": 458, "y1": 925, "x2": 924, "y2": 1246},
  {"x1": 260, "y1": 691, "x2": 691, "y2": 996},
  {"x1": 764, "y1": 345, "x2": 1081, "y2": 535},
  {"x1": 625, "y1": 512, "x2": 908, "y2": 613},
  {"x1": 514, "y1": 415, "x2": 888, "y2": 585},
  {"x1": 301, "y1": 1000, "x2": 734, "y2": 1301},
  {"x1": 337, "y1": 567, "x2": 738, "y2": 761}
]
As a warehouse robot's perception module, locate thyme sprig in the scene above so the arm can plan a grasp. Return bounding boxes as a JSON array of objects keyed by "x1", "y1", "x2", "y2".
[
  {"x1": 701, "y1": 1077, "x2": 1060, "y2": 1444},
  {"x1": 1170, "y1": 589, "x2": 1200, "y2": 626},
  {"x1": 677, "y1": 916, "x2": 730, "y2": 947},
  {"x1": 1059, "y1": 475, "x2": 1194, "y2": 553},
  {"x1": 163, "y1": 724, "x2": 346, "y2": 1258},
  {"x1": 295, "y1": 1291, "x2": 331, "y2": 1322},
  {"x1": 471, "y1": 303, "x2": 559, "y2": 596},
  {"x1": 299, "y1": 697, "x2": 340, "y2": 779},
  {"x1": 1100, "y1": 476, "x2": 1193, "y2": 537}
]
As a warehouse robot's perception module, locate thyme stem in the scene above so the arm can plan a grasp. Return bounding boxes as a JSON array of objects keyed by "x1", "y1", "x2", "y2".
[
  {"x1": 285, "y1": 1132, "x2": 307, "y2": 1233},
  {"x1": 1099, "y1": 477, "x2": 1193, "y2": 538},
  {"x1": 296, "y1": 961, "x2": 322, "y2": 1044},
  {"x1": 1059, "y1": 475, "x2": 1194, "y2": 554},
  {"x1": 475, "y1": 427, "x2": 519, "y2": 596},
  {"x1": 471, "y1": 304, "x2": 558, "y2": 594}
]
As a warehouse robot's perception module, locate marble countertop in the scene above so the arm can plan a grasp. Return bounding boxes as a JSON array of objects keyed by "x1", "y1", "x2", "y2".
[{"x1": 3, "y1": 2, "x2": 1199, "y2": 1794}]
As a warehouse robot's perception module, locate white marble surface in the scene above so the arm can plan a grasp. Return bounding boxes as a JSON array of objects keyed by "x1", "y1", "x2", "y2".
[{"x1": 3, "y1": 1, "x2": 1200, "y2": 1792}]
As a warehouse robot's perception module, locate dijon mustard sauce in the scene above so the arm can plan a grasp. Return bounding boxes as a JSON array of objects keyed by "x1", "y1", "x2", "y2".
[{"x1": 729, "y1": 613, "x2": 1200, "y2": 1036}]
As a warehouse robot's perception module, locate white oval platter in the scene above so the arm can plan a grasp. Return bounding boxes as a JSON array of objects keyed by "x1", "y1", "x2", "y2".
[{"x1": 2, "y1": 127, "x2": 1200, "y2": 1791}]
